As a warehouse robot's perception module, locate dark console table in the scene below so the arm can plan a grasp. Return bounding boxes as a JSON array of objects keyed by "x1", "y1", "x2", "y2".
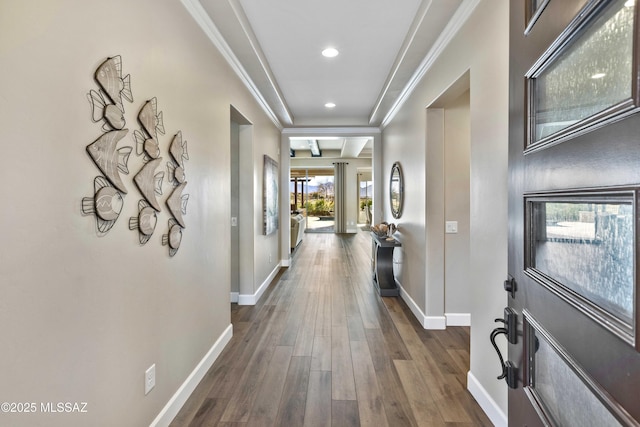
[{"x1": 371, "y1": 233, "x2": 401, "y2": 296}]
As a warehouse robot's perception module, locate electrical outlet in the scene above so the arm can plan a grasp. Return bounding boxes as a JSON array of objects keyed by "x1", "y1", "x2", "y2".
[
  {"x1": 145, "y1": 364, "x2": 156, "y2": 395},
  {"x1": 231, "y1": 216, "x2": 238, "y2": 227}
]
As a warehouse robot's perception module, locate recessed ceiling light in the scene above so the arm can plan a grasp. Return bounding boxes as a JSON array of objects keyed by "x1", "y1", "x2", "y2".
[
  {"x1": 591, "y1": 72, "x2": 606, "y2": 79},
  {"x1": 322, "y1": 48, "x2": 339, "y2": 58},
  {"x1": 325, "y1": 102, "x2": 336, "y2": 108}
]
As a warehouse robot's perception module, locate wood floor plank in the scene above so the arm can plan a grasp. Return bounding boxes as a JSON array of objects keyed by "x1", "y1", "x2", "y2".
[
  {"x1": 310, "y1": 335, "x2": 331, "y2": 372},
  {"x1": 187, "y1": 398, "x2": 228, "y2": 427},
  {"x1": 274, "y1": 356, "x2": 311, "y2": 426},
  {"x1": 245, "y1": 345, "x2": 293, "y2": 427},
  {"x1": 314, "y1": 288, "x2": 332, "y2": 337},
  {"x1": 364, "y1": 328, "x2": 418, "y2": 427},
  {"x1": 303, "y1": 370, "x2": 332, "y2": 427},
  {"x1": 394, "y1": 360, "x2": 445, "y2": 427},
  {"x1": 331, "y1": 325, "x2": 357, "y2": 401},
  {"x1": 331, "y1": 400, "x2": 360, "y2": 427},
  {"x1": 350, "y1": 340, "x2": 388, "y2": 426},
  {"x1": 293, "y1": 292, "x2": 320, "y2": 356}
]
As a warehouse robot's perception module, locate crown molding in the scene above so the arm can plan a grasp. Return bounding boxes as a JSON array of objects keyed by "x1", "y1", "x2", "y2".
[
  {"x1": 180, "y1": 0, "x2": 285, "y2": 130},
  {"x1": 282, "y1": 127, "x2": 381, "y2": 137},
  {"x1": 228, "y1": 0, "x2": 293, "y2": 125},
  {"x1": 381, "y1": 0, "x2": 481, "y2": 128},
  {"x1": 368, "y1": 0, "x2": 434, "y2": 125}
]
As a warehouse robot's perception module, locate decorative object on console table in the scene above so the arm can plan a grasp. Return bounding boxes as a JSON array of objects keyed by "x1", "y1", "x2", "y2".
[{"x1": 371, "y1": 231, "x2": 401, "y2": 297}]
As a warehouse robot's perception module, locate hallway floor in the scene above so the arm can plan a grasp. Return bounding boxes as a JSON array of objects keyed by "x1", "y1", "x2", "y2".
[{"x1": 171, "y1": 231, "x2": 491, "y2": 426}]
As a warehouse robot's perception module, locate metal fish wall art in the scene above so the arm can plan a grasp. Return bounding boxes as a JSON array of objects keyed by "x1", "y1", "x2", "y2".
[
  {"x1": 133, "y1": 157, "x2": 164, "y2": 212},
  {"x1": 138, "y1": 98, "x2": 165, "y2": 141},
  {"x1": 166, "y1": 181, "x2": 189, "y2": 228},
  {"x1": 129, "y1": 200, "x2": 158, "y2": 245},
  {"x1": 162, "y1": 218, "x2": 183, "y2": 257},
  {"x1": 167, "y1": 131, "x2": 188, "y2": 185},
  {"x1": 82, "y1": 176, "x2": 124, "y2": 234},
  {"x1": 167, "y1": 161, "x2": 186, "y2": 186},
  {"x1": 86, "y1": 129, "x2": 132, "y2": 194},
  {"x1": 94, "y1": 55, "x2": 133, "y2": 113},
  {"x1": 134, "y1": 130, "x2": 160, "y2": 161},
  {"x1": 169, "y1": 131, "x2": 189, "y2": 167},
  {"x1": 88, "y1": 89, "x2": 126, "y2": 131}
]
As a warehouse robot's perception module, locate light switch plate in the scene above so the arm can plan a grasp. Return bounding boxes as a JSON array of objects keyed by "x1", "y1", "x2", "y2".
[
  {"x1": 145, "y1": 364, "x2": 156, "y2": 395},
  {"x1": 445, "y1": 221, "x2": 458, "y2": 234}
]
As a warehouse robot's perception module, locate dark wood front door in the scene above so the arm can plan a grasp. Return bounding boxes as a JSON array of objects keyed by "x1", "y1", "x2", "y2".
[{"x1": 508, "y1": 0, "x2": 640, "y2": 425}]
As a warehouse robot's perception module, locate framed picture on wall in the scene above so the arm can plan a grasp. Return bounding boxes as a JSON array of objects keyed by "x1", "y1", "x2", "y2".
[{"x1": 263, "y1": 155, "x2": 279, "y2": 235}]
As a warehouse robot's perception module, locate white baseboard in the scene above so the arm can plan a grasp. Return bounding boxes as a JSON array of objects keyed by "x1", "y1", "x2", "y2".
[
  {"x1": 230, "y1": 292, "x2": 239, "y2": 303},
  {"x1": 397, "y1": 283, "x2": 446, "y2": 330},
  {"x1": 281, "y1": 258, "x2": 290, "y2": 267},
  {"x1": 445, "y1": 312, "x2": 471, "y2": 326},
  {"x1": 150, "y1": 323, "x2": 233, "y2": 427},
  {"x1": 467, "y1": 371, "x2": 507, "y2": 427},
  {"x1": 238, "y1": 262, "x2": 281, "y2": 305}
]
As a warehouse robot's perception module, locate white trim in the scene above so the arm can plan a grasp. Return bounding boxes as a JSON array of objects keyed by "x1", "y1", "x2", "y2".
[
  {"x1": 150, "y1": 324, "x2": 233, "y2": 427},
  {"x1": 445, "y1": 312, "x2": 471, "y2": 326},
  {"x1": 230, "y1": 292, "x2": 239, "y2": 303},
  {"x1": 398, "y1": 283, "x2": 446, "y2": 330},
  {"x1": 381, "y1": 0, "x2": 482, "y2": 128},
  {"x1": 280, "y1": 258, "x2": 290, "y2": 268},
  {"x1": 238, "y1": 262, "x2": 281, "y2": 305},
  {"x1": 424, "y1": 316, "x2": 447, "y2": 330},
  {"x1": 282, "y1": 127, "x2": 381, "y2": 137},
  {"x1": 179, "y1": 0, "x2": 284, "y2": 129},
  {"x1": 467, "y1": 371, "x2": 508, "y2": 427}
]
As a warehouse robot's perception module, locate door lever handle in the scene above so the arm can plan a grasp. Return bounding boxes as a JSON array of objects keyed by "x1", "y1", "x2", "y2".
[
  {"x1": 490, "y1": 327, "x2": 509, "y2": 380},
  {"x1": 490, "y1": 309, "x2": 519, "y2": 389}
]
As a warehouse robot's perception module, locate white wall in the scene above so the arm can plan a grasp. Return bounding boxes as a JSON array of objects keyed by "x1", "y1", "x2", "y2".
[
  {"x1": 0, "y1": 0, "x2": 280, "y2": 425},
  {"x1": 382, "y1": 0, "x2": 509, "y2": 423}
]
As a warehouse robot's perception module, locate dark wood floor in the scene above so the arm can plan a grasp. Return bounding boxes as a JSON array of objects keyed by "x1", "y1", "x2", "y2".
[{"x1": 170, "y1": 231, "x2": 492, "y2": 426}]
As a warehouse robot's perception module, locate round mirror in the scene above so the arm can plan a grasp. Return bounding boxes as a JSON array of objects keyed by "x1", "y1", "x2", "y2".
[{"x1": 390, "y1": 162, "x2": 403, "y2": 219}]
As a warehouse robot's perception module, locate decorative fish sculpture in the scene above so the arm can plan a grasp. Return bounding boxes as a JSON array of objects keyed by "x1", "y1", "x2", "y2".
[
  {"x1": 129, "y1": 199, "x2": 158, "y2": 245},
  {"x1": 134, "y1": 129, "x2": 160, "y2": 160},
  {"x1": 133, "y1": 157, "x2": 164, "y2": 211},
  {"x1": 166, "y1": 181, "x2": 189, "y2": 228},
  {"x1": 167, "y1": 161, "x2": 186, "y2": 186},
  {"x1": 88, "y1": 89, "x2": 125, "y2": 130},
  {"x1": 138, "y1": 98, "x2": 165, "y2": 140},
  {"x1": 86, "y1": 129, "x2": 132, "y2": 194},
  {"x1": 82, "y1": 176, "x2": 124, "y2": 234},
  {"x1": 162, "y1": 218, "x2": 183, "y2": 257},
  {"x1": 94, "y1": 55, "x2": 133, "y2": 113},
  {"x1": 169, "y1": 131, "x2": 189, "y2": 167}
]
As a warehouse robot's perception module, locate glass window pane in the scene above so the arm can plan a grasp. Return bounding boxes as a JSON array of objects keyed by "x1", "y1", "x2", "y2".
[
  {"x1": 531, "y1": 322, "x2": 623, "y2": 427},
  {"x1": 530, "y1": 200, "x2": 634, "y2": 324},
  {"x1": 532, "y1": 0, "x2": 634, "y2": 142}
]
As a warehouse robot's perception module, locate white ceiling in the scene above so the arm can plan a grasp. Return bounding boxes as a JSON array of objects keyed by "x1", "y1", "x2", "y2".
[{"x1": 187, "y1": 0, "x2": 469, "y2": 156}]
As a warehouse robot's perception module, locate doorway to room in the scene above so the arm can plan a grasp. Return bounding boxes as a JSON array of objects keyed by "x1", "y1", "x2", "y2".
[{"x1": 290, "y1": 168, "x2": 335, "y2": 233}]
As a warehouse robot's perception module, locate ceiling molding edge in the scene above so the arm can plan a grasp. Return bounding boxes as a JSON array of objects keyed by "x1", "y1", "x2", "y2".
[
  {"x1": 228, "y1": 0, "x2": 294, "y2": 125},
  {"x1": 179, "y1": 0, "x2": 284, "y2": 130},
  {"x1": 282, "y1": 127, "x2": 381, "y2": 137},
  {"x1": 380, "y1": 0, "x2": 481, "y2": 129},
  {"x1": 368, "y1": 0, "x2": 434, "y2": 125}
]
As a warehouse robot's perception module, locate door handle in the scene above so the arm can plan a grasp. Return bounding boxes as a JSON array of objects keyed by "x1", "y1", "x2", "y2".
[{"x1": 490, "y1": 307, "x2": 518, "y2": 389}]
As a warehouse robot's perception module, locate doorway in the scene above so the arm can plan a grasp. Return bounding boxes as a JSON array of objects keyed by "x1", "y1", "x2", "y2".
[
  {"x1": 291, "y1": 168, "x2": 335, "y2": 233},
  {"x1": 230, "y1": 106, "x2": 252, "y2": 304}
]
